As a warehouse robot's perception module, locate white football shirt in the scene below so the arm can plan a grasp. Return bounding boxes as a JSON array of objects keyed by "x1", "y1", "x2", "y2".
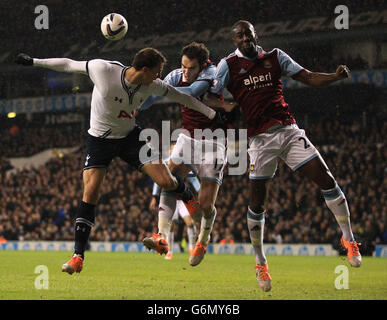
[
  {"x1": 86, "y1": 59, "x2": 170, "y2": 138},
  {"x1": 33, "y1": 58, "x2": 216, "y2": 139}
]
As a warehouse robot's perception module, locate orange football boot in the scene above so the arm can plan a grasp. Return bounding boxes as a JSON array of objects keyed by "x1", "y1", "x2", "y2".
[
  {"x1": 189, "y1": 241, "x2": 207, "y2": 266},
  {"x1": 62, "y1": 254, "x2": 84, "y2": 275},
  {"x1": 255, "y1": 262, "x2": 272, "y2": 292},
  {"x1": 341, "y1": 235, "x2": 362, "y2": 267},
  {"x1": 142, "y1": 233, "x2": 169, "y2": 255}
]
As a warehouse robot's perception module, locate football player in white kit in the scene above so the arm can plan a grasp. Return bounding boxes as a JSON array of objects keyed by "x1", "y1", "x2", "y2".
[{"x1": 15, "y1": 48, "x2": 226, "y2": 275}]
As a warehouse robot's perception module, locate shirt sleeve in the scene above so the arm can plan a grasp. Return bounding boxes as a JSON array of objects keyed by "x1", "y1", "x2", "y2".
[
  {"x1": 276, "y1": 49, "x2": 304, "y2": 77},
  {"x1": 140, "y1": 70, "x2": 180, "y2": 110},
  {"x1": 33, "y1": 58, "x2": 88, "y2": 74},
  {"x1": 175, "y1": 80, "x2": 210, "y2": 97},
  {"x1": 210, "y1": 58, "x2": 230, "y2": 94},
  {"x1": 141, "y1": 70, "x2": 210, "y2": 110},
  {"x1": 163, "y1": 69, "x2": 180, "y2": 87},
  {"x1": 86, "y1": 59, "x2": 109, "y2": 85},
  {"x1": 149, "y1": 78, "x2": 170, "y2": 96},
  {"x1": 149, "y1": 79, "x2": 216, "y2": 119},
  {"x1": 86, "y1": 59, "x2": 112, "y2": 96},
  {"x1": 139, "y1": 95, "x2": 163, "y2": 111}
]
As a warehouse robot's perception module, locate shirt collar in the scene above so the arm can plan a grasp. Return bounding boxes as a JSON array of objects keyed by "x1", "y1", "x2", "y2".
[{"x1": 235, "y1": 45, "x2": 264, "y2": 60}]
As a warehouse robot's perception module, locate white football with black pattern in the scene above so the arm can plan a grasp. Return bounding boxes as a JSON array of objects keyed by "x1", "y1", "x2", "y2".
[{"x1": 100, "y1": 13, "x2": 128, "y2": 41}]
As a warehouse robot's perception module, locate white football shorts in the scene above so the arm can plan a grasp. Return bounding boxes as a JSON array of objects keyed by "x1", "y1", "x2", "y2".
[
  {"x1": 172, "y1": 200, "x2": 190, "y2": 221},
  {"x1": 170, "y1": 133, "x2": 227, "y2": 185},
  {"x1": 248, "y1": 124, "x2": 321, "y2": 179}
]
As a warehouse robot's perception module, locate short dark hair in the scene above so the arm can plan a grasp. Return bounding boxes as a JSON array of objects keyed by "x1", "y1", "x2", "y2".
[
  {"x1": 181, "y1": 42, "x2": 209, "y2": 66},
  {"x1": 132, "y1": 47, "x2": 167, "y2": 70},
  {"x1": 231, "y1": 20, "x2": 254, "y2": 34}
]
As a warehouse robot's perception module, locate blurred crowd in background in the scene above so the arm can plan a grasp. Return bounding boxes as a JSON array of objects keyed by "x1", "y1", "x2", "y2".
[
  {"x1": 1, "y1": 87, "x2": 386, "y2": 255},
  {"x1": 1, "y1": 0, "x2": 386, "y2": 256}
]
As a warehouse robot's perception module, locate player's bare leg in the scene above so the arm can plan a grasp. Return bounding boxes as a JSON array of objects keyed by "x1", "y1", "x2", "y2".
[
  {"x1": 82, "y1": 167, "x2": 107, "y2": 204},
  {"x1": 62, "y1": 168, "x2": 106, "y2": 274},
  {"x1": 297, "y1": 156, "x2": 361, "y2": 267},
  {"x1": 248, "y1": 178, "x2": 272, "y2": 292},
  {"x1": 189, "y1": 180, "x2": 219, "y2": 266},
  {"x1": 142, "y1": 160, "x2": 184, "y2": 193}
]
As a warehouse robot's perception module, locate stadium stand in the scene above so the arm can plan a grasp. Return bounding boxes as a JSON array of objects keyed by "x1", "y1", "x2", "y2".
[{"x1": 1, "y1": 0, "x2": 386, "y2": 257}]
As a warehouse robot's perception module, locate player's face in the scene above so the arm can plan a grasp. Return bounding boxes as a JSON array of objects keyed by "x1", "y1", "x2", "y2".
[
  {"x1": 181, "y1": 55, "x2": 201, "y2": 83},
  {"x1": 143, "y1": 63, "x2": 163, "y2": 85},
  {"x1": 232, "y1": 22, "x2": 258, "y2": 58}
]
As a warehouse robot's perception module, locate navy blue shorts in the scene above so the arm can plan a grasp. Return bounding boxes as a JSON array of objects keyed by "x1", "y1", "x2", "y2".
[{"x1": 83, "y1": 126, "x2": 159, "y2": 171}]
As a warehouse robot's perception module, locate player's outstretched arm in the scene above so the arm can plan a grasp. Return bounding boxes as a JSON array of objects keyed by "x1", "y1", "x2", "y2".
[
  {"x1": 203, "y1": 92, "x2": 237, "y2": 112},
  {"x1": 292, "y1": 65, "x2": 350, "y2": 87},
  {"x1": 139, "y1": 95, "x2": 163, "y2": 111},
  {"x1": 175, "y1": 81, "x2": 210, "y2": 98},
  {"x1": 15, "y1": 53, "x2": 88, "y2": 75},
  {"x1": 163, "y1": 83, "x2": 216, "y2": 120},
  {"x1": 141, "y1": 81, "x2": 211, "y2": 112}
]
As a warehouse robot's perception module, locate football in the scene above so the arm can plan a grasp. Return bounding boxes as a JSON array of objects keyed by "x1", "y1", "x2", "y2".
[{"x1": 100, "y1": 13, "x2": 128, "y2": 41}]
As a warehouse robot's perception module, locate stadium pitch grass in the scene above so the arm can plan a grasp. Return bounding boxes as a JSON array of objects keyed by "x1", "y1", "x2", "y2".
[{"x1": 0, "y1": 251, "x2": 386, "y2": 300}]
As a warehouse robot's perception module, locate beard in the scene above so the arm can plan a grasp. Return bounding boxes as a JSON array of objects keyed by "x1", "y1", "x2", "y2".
[{"x1": 240, "y1": 42, "x2": 258, "y2": 58}]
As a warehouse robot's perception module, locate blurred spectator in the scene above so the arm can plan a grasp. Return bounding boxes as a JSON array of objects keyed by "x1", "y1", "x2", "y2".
[
  {"x1": 219, "y1": 228, "x2": 235, "y2": 244},
  {"x1": 0, "y1": 87, "x2": 385, "y2": 257}
]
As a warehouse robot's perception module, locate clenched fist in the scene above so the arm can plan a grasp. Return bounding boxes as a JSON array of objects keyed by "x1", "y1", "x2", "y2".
[
  {"x1": 336, "y1": 65, "x2": 350, "y2": 80},
  {"x1": 14, "y1": 53, "x2": 33, "y2": 66}
]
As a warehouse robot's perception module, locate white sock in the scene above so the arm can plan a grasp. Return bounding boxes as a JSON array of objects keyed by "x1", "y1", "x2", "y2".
[
  {"x1": 198, "y1": 207, "x2": 217, "y2": 245},
  {"x1": 167, "y1": 230, "x2": 174, "y2": 254},
  {"x1": 247, "y1": 207, "x2": 266, "y2": 265},
  {"x1": 322, "y1": 184, "x2": 354, "y2": 242},
  {"x1": 158, "y1": 192, "x2": 177, "y2": 239},
  {"x1": 187, "y1": 224, "x2": 197, "y2": 250}
]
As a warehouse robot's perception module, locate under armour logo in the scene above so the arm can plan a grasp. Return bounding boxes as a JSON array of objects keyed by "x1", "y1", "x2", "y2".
[
  {"x1": 250, "y1": 225, "x2": 261, "y2": 231},
  {"x1": 114, "y1": 97, "x2": 123, "y2": 103},
  {"x1": 85, "y1": 154, "x2": 90, "y2": 166},
  {"x1": 76, "y1": 226, "x2": 86, "y2": 232}
]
